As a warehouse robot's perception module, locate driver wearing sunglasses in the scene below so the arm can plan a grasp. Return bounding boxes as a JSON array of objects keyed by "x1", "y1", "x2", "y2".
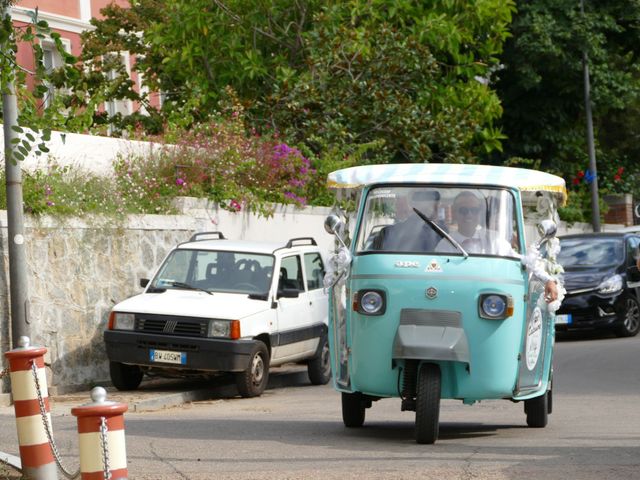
[
  {"x1": 436, "y1": 190, "x2": 558, "y2": 302},
  {"x1": 436, "y1": 191, "x2": 505, "y2": 255}
]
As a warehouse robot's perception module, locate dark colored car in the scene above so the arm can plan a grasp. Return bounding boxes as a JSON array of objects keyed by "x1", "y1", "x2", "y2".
[{"x1": 555, "y1": 232, "x2": 640, "y2": 337}]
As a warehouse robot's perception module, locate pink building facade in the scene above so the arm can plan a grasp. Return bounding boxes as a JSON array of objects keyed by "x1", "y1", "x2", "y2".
[{"x1": 11, "y1": 0, "x2": 160, "y2": 119}]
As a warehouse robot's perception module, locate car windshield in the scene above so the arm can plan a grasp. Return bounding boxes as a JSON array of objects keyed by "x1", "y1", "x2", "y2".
[
  {"x1": 558, "y1": 238, "x2": 623, "y2": 267},
  {"x1": 355, "y1": 186, "x2": 520, "y2": 258},
  {"x1": 151, "y1": 249, "x2": 275, "y2": 295}
]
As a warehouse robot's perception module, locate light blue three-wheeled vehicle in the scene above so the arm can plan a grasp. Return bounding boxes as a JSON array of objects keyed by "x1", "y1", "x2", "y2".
[{"x1": 323, "y1": 163, "x2": 566, "y2": 444}]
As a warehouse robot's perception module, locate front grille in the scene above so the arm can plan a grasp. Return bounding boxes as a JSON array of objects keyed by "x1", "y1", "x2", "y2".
[
  {"x1": 136, "y1": 339, "x2": 199, "y2": 352},
  {"x1": 135, "y1": 314, "x2": 208, "y2": 337},
  {"x1": 400, "y1": 309, "x2": 462, "y2": 327}
]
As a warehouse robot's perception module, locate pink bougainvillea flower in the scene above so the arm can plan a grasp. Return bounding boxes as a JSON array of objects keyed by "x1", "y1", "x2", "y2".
[
  {"x1": 614, "y1": 174, "x2": 621, "y2": 181},
  {"x1": 176, "y1": 178, "x2": 185, "y2": 187},
  {"x1": 229, "y1": 199, "x2": 241, "y2": 212}
]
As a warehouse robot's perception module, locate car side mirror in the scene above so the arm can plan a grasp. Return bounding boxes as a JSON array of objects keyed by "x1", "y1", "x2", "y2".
[
  {"x1": 277, "y1": 288, "x2": 300, "y2": 299},
  {"x1": 324, "y1": 214, "x2": 343, "y2": 235},
  {"x1": 140, "y1": 278, "x2": 149, "y2": 288},
  {"x1": 325, "y1": 214, "x2": 348, "y2": 249},
  {"x1": 536, "y1": 219, "x2": 557, "y2": 247}
]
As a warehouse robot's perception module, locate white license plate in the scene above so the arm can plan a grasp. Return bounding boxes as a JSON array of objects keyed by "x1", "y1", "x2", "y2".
[
  {"x1": 555, "y1": 314, "x2": 572, "y2": 325},
  {"x1": 150, "y1": 349, "x2": 186, "y2": 365}
]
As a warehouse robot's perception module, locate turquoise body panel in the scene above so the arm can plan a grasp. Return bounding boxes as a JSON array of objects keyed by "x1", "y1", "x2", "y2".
[{"x1": 340, "y1": 254, "x2": 530, "y2": 401}]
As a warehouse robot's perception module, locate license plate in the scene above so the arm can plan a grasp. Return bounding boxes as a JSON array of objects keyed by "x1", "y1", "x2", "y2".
[
  {"x1": 555, "y1": 314, "x2": 572, "y2": 325},
  {"x1": 150, "y1": 349, "x2": 186, "y2": 365}
]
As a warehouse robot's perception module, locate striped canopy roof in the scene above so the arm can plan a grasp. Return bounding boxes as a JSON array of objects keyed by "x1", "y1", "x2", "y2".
[{"x1": 327, "y1": 163, "x2": 567, "y2": 204}]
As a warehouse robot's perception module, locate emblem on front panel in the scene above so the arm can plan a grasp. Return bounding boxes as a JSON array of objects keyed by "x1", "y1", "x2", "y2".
[
  {"x1": 426, "y1": 259, "x2": 442, "y2": 272},
  {"x1": 395, "y1": 261, "x2": 420, "y2": 268},
  {"x1": 425, "y1": 287, "x2": 438, "y2": 299}
]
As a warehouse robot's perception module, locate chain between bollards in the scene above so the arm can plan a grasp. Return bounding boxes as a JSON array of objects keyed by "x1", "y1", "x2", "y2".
[
  {"x1": 99, "y1": 417, "x2": 111, "y2": 480},
  {"x1": 31, "y1": 361, "x2": 81, "y2": 480}
]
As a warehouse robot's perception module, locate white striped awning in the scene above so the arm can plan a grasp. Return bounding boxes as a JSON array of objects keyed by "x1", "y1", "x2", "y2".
[{"x1": 327, "y1": 163, "x2": 567, "y2": 204}]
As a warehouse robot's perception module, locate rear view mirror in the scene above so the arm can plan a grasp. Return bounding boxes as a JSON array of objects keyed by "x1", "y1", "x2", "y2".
[
  {"x1": 536, "y1": 219, "x2": 557, "y2": 247},
  {"x1": 324, "y1": 214, "x2": 343, "y2": 235},
  {"x1": 140, "y1": 278, "x2": 149, "y2": 288},
  {"x1": 325, "y1": 214, "x2": 349, "y2": 249}
]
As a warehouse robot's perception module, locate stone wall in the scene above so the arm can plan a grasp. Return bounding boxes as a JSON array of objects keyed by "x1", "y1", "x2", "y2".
[{"x1": 0, "y1": 198, "x2": 603, "y2": 399}]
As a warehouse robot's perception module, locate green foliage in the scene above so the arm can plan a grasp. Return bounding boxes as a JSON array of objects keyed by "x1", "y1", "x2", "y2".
[
  {"x1": 114, "y1": 111, "x2": 316, "y2": 216},
  {"x1": 0, "y1": 115, "x2": 319, "y2": 218},
  {"x1": 0, "y1": 161, "x2": 161, "y2": 217},
  {"x1": 71, "y1": 0, "x2": 515, "y2": 163},
  {"x1": 263, "y1": 0, "x2": 514, "y2": 163},
  {"x1": 493, "y1": 0, "x2": 640, "y2": 200}
]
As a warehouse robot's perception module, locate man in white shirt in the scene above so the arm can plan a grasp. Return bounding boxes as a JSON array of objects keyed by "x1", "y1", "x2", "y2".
[
  {"x1": 435, "y1": 191, "x2": 514, "y2": 256},
  {"x1": 436, "y1": 190, "x2": 558, "y2": 302}
]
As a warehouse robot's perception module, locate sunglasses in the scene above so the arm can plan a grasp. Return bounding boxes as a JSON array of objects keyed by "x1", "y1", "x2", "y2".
[{"x1": 457, "y1": 206, "x2": 480, "y2": 215}]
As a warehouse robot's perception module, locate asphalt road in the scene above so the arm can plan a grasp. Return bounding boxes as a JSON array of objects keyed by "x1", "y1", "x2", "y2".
[{"x1": 1, "y1": 331, "x2": 640, "y2": 480}]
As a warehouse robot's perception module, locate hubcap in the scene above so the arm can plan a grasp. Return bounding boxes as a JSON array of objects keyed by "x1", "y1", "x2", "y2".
[
  {"x1": 624, "y1": 299, "x2": 640, "y2": 333},
  {"x1": 251, "y1": 354, "x2": 264, "y2": 386}
]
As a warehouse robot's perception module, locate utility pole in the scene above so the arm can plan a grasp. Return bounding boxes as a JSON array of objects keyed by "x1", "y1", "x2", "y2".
[
  {"x1": 2, "y1": 3, "x2": 30, "y2": 346},
  {"x1": 580, "y1": 0, "x2": 601, "y2": 232}
]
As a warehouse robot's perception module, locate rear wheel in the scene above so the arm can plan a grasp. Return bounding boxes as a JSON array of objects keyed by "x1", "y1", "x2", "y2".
[
  {"x1": 308, "y1": 336, "x2": 331, "y2": 385},
  {"x1": 525, "y1": 390, "x2": 549, "y2": 428},
  {"x1": 415, "y1": 363, "x2": 441, "y2": 444},
  {"x1": 109, "y1": 362, "x2": 143, "y2": 391},
  {"x1": 342, "y1": 392, "x2": 366, "y2": 427},
  {"x1": 616, "y1": 295, "x2": 640, "y2": 337},
  {"x1": 236, "y1": 341, "x2": 269, "y2": 398}
]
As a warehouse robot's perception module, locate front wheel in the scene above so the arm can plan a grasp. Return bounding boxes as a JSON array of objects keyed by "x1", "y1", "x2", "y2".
[
  {"x1": 342, "y1": 392, "x2": 366, "y2": 427},
  {"x1": 236, "y1": 341, "x2": 269, "y2": 398},
  {"x1": 616, "y1": 295, "x2": 640, "y2": 337},
  {"x1": 415, "y1": 363, "x2": 441, "y2": 444},
  {"x1": 307, "y1": 336, "x2": 331, "y2": 385},
  {"x1": 525, "y1": 390, "x2": 549, "y2": 428},
  {"x1": 109, "y1": 361, "x2": 143, "y2": 391}
]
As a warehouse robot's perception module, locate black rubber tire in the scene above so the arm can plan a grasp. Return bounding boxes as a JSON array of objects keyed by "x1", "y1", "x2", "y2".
[
  {"x1": 342, "y1": 392, "x2": 366, "y2": 428},
  {"x1": 308, "y1": 336, "x2": 331, "y2": 385},
  {"x1": 525, "y1": 391, "x2": 549, "y2": 428},
  {"x1": 109, "y1": 361, "x2": 143, "y2": 391},
  {"x1": 616, "y1": 295, "x2": 640, "y2": 337},
  {"x1": 415, "y1": 363, "x2": 441, "y2": 444},
  {"x1": 236, "y1": 341, "x2": 269, "y2": 398}
]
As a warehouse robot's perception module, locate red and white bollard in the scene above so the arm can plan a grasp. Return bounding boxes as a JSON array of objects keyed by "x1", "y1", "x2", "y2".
[
  {"x1": 72, "y1": 386, "x2": 128, "y2": 480},
  {"x1": 4, "y1": 336, "x2": 58, "y2": 480}
]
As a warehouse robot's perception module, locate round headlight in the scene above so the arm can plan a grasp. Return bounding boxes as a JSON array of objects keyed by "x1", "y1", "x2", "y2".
[
  {"x1": 481, "y1": 295, "x2": 507, "y2": 318},
  {"x1": 360, "y1": 291, "x2": 384, "y2": 314}
]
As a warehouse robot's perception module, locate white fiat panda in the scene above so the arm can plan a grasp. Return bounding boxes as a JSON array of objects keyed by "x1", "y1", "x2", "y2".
[{"x1": 104, "y1": 232, "x2": 330, "y2": 397}]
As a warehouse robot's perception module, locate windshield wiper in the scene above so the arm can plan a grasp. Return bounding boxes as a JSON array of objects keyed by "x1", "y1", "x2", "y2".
[
  {"x1": 412, "y1": 207, "x2": 469, "y2": 259},
  {"x1": 167, "y1": 281, "x2": 213, "y2": 295}
]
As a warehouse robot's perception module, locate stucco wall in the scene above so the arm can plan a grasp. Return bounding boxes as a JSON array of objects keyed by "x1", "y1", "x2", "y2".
[{"x1": 0, "y1": 197, "x2": 603, "y2": 397}]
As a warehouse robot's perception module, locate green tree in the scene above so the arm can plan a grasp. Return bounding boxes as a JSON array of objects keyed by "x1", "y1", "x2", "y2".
[
  {"x1": 264, "y1": 1, "x2": 513, "y2": 163},
  {"x1": 72, "y1": 0, "x2": 514, "y2": 164},
  {"x1": 494, "y1": 0, "x2": 640, "y2": 205}
]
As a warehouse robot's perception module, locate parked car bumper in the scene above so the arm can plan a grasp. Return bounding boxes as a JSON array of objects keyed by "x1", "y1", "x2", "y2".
[
  {"x1": 555, "y1": 290, "x2": 623, "y2": 330},
  {"x1": 104, "y1": 330, "x2": 257, "y2": 372}
]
